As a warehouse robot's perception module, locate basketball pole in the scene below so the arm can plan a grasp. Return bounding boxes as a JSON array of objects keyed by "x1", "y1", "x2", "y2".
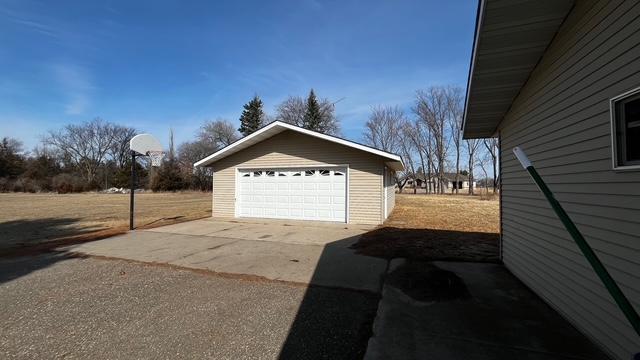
[{"x1": 130, "y1": 150, "x2": 136, "y2": 230}]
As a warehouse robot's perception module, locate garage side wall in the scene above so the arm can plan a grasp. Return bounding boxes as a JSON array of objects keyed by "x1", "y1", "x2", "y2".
[
  {"x1": 211, "y1": 130, "x2": 385, "y2": 225},
  {"x1": 384, "y1": 167, "x2": 395, "y2": 219},
  {"x1": 498, "y1": 1, "x2": 640, "y2": 358}
]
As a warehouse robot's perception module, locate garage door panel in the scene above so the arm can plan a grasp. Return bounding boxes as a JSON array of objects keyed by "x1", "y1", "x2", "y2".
[
  {"x1": 317, "y1": 196, "x2": 331, "y2": 205},
  {"x1": 237, "y1": 167, "x2": 347, "y2": 222}
]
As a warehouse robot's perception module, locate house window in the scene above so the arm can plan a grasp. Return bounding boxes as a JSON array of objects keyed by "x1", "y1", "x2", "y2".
[
  {"x1": 305, "y1": 170, "x2": 316, "y2": 176},
  {"x1": 292, "y1": 172, "x2": 301, "y2": 177},
  {"x1": 612, "y1": 89, "x2": 640, "y2": 168},
  {"x1": 319, "y1": 169, "x2": 330, "y2": 176},
  {"x1": 254, "y1": 171, "x2": 262, "y2": 177},
  {"x1": 266, "y1": 170, "x2": 275, "y2": 177},
  {"x1": 242, "y1": 173, "x2": 250, "y2": 177},
  {"x1": 334, "y1": 171, "x2": 344, "y2": 176},
  {"x1": 278, "y1": 172, "x2": 287, "y2": 177}
]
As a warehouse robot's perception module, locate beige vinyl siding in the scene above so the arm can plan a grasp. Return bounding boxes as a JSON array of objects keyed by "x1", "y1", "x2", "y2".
[
  {"x1": 211, "y1": 130, "x2": 384, "y2": 225},
  {"x1": 498, "y1": 1, "x2": 640, "y2": 358},
  {"x1": 384, "y1": 167, "x2": 395, "y2": 219}
]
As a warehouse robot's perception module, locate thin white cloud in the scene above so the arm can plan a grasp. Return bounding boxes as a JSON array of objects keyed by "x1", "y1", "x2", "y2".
[
  {"x1": 0, "y1": 4, "x2": 61, "y2": 39},
  {"x1": 51, "y1": 63, "x2": 95, "y2": 115},
  {"x1": 64, "y1": 94, "x2": 90, "y2": 115}
]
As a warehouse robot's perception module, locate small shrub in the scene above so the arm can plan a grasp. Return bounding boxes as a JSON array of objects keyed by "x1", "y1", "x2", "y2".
[
  {"x1": 13, "y1": 177, "x2": 40, "y2": 193},
  {"x1": 52, "y1": 174, "x2": 84, "y2": 194},
  {"x1": 36, "y1": 178, "x2": 53, "y2": 192},
  {"x1": 0, "y1": 177, "x2": 10, "y2": 192},
  {"x1": 479, "y1": 188, "x2": 499, "y2": 201}
]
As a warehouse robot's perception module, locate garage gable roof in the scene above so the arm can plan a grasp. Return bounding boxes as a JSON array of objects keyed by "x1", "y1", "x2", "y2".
[
  {"x1": 462, "y1": 0, "x2": 574, "y2": 138},
  {"x1": 194, "y1": 121, "x2": 405, "y2": 171}
]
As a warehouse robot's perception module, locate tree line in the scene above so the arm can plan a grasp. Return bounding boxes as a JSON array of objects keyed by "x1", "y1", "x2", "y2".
[
  {"x1": 362, "y1": 85, "x2": 498, "y2": 195},
  {"x1": 0, "y1": 88, "x2": 340, "y2": 193},
  {"x1": 0, "y1": 86, "x2": 498, "y2": 194}
]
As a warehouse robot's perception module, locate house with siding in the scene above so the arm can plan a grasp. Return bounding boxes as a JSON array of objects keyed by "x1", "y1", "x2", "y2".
[
  {"x1": 462, "y1": 0, "x2": 640, "y2": 358},
  {"x1": 406, "y1": 173, "x2": 476, "y2": 192}
]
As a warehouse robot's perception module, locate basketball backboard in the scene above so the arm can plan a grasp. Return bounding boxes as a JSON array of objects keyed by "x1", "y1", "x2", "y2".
[{"x1": 130, "y1": 133, "x2": 162, "y2": 155}]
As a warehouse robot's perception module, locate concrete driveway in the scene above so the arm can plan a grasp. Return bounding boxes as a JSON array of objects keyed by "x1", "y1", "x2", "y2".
[{"x1": 63, "y1": 218, "x2": 387, "y2": 293}]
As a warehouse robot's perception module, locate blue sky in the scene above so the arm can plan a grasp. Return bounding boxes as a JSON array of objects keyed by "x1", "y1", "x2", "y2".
[{"x1": 0, "y1": 0, "x2": 476, "y2": 150}]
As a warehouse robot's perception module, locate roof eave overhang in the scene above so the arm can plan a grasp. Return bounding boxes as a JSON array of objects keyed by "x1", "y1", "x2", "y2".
[
  {"x1": 194, "y1": 121, "x2": 404, "y2": 171},
  {"x1": 462, "y1": 0, "x2": 574, "y2": 139}
]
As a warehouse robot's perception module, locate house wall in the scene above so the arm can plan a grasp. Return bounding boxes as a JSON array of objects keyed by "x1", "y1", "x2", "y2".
[
  {"x1": 498, "y1": 1, "x2": 640, "y2": 358},
  {"x1": 211, "y1": 130, "x2": 385, "y2": 225}
]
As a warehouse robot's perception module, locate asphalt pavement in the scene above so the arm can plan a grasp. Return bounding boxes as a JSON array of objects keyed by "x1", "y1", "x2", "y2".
[{"x1": 0, "y1": 253, "x2": 378, "y2": 359}]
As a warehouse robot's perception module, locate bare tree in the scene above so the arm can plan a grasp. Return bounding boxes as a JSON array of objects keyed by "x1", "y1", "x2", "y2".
[
  {"x1": 108, "y1": 125, "x2": 137, "y2": 169},
  {"x1": 176, "y1": 119, "x2": 239, "y2": 191},
  {"x1": 483, "y1": 137, "x2": 499, "y2": 192},
  {"x1": 403, "y1": 118, "x2": 429, "y2": 193},
  {"x1": 275, "y1": 96, "x2": 306, "y2": 126},
  {"x1": 178, "y1": 140, "x2": 214, "y2": 191},
  {"x1": 46, "y1": 118, "x2": 117, "y2": 184},
  {"x1": 399, "y1": 122, "x2": 419, "y2": 193},
  {"x1": 363, "y1": 105, "x2": 409, "y2": 190},
  {"x1": 363, "y1": 105, "x2": 405, "y2": 153},
  {"x1": 446, "y1": 86, "x2": 464, "y2": 194},
  {"x1": 465, "y1": 138, "x2": 481, "y2": 195},
  {"x1": 414, "y1": 87, "x2": 450, "y2": 194},
  {"x1": 199, "y1": 119, "x2": 239, "y2": 149},
  {"x1": 275, "y1": 92, "x2": 341, "y2": 136}
]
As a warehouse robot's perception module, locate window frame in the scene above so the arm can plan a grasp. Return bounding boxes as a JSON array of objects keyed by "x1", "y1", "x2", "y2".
[{"x1": 610, "y1": 86, "x2": 640, "y2": 171}]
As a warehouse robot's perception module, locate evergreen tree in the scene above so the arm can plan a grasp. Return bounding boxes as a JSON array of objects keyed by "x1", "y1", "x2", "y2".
[
  {"x1": 150, "y1": 157, "x2": 184, "y2": 191},
  {"x1": 302, "y1": 89, "x2": 323, "y2": 132},
  {"x1": 0, "y1": 137, "x2": 26, "y2": 178},
  {"x1": 238, "y1": 95, "x2": 264, "y2": 136},
  {"x1": 150, "y1": 129, "x2": 185, "y2": 191}
]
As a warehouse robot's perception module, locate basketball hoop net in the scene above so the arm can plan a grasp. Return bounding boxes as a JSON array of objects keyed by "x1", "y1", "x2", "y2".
[{"x1": 147, "y1": 150, "x2": 165, "y2": 167}]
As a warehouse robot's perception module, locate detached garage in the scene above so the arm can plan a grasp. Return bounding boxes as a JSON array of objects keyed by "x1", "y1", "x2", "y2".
[{"x1": 194, "y1": 121, "x2": 403, "y2": 225}]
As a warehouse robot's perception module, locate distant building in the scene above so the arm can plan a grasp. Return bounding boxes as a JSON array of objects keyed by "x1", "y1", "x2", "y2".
[{"x1": 405, "y1": 173, "x2": 476, "y2": 192}]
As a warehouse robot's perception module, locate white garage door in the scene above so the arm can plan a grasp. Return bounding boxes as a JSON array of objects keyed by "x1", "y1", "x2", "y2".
[{"x1": 237, "y1": 168, "x2": 347, "y2": 222}]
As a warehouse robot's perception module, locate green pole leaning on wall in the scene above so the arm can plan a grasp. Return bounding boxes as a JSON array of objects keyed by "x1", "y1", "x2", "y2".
[{"x1": 513, "y1": 147, "x2": 640, "y2": 339}]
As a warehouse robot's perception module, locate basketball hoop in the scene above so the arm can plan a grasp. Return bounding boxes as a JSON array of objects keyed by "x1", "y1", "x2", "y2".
[
  {"x1": 147, "y1": 150, "x2": 165, "y2": 167},
  {"x1": 128, "y1": 133, "x2": 164, "y2": 230}
]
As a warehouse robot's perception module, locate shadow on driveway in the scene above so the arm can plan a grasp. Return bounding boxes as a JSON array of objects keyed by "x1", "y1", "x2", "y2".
[
  {"x1": 277, "y1": 226, "x2": 608, "y2": 360},
  {"x1": 0, "y1": 217, "x2": 104, "y2": 250},
  {"x1": 277, "y1": 236, "x2": 382, "y2": 360},
  {"x1": 277, "y1": 226, "x2": 501, "y2": 359},
  {"x1": 0, "y1": 218, "x2": 109, "y2": 285}
]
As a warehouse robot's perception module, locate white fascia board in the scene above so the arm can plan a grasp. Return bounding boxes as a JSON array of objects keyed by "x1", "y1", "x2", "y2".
[
  {"x1": 194, "y1": 121, "x2": 404, "y2": 169},
  {"x1": 462, "y1": 0, "x2": 486, "y2": 138}
]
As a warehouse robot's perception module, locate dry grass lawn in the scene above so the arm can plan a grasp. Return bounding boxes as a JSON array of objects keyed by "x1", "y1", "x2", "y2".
[
  {"x1": 386, "y1": 194, "x2": 499, "y2": 233},
  {"x1": 0, "y1": 192, "x2": 211, "y2": 252},
  {"x1": 352, "y1": 194, "x2": 501, "y2": 263}
]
